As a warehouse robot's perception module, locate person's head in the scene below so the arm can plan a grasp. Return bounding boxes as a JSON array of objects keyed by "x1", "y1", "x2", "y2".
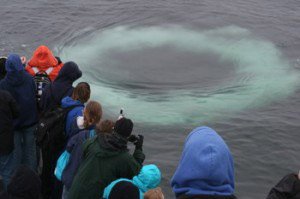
[
  {"x1": 72, "y1": 82, "x2": 91, "y2": 103},
  {"x1": 28, "y1": 45, "x2": 58, "y2": 69},
  {"x1": 133, "y1": 164, "x2": 161, "y2": 193},
  {"x1": 144, "y1": 187, "x2": 165, "y2": 199},
  {"x1": 7, "y1": 165, "x2": 41, "y2": 199},
  {"x1": 96, "y1": 119, "x2": 114, "y2": 134},
  {"x1": 5, "y1": 54, "x2": 23, "y2": 73},
  {"x1": 114, "y1": 117, "x2": 133, "y2": 138},
  {"x1": 109, "y1": 181, "x2": 139, "y2": 199},
  {"x1": 83, "y1": 100, "x2": 102, "y2": 128},
  {"x1": 0, "y1": 57, "x2": 7, "y2": 79},
  {"x1": 55, "y1": 61, "x2": 82, "y2": 82},
  {"x1": 171, "y1": 126, "x2": 235, "y2": 197}
]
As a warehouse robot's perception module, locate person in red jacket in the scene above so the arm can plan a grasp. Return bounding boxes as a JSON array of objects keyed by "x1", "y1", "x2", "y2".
[{"x1": 25, "y1": 45, "x2": 64, "y2": 109}]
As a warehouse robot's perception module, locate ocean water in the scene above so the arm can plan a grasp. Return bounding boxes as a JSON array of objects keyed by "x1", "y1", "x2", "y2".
[{"x1": 1, "y1": 0, "x2": 300, "y2": 198}]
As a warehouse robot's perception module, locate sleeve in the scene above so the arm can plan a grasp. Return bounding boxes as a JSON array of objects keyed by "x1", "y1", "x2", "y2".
[
  {"x1": 119, "y1": 155, "x2": 142, "y2": 179},
  {"x1": 266, "y1": 173, "x2": 300, "y2": 199},
  {"x1": 132, "y1": 148, "x2": 145, "y2": 165}
]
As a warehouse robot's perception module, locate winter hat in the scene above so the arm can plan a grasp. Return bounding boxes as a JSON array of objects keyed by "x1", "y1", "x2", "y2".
[
  {"x1": 133, "y1": 164, "x2": 162, "y2": 193},
  {"x1": 109, "y1": 181, "x2": 139, "y2": 199},
  {"x1": 5, "y1": 54, "x2": 23, "y2": 72},
  {"x1": 114, "y1": 117, "x2": 133, "y2": 138},
  {"x1": 7, "y1": 165, "x2": 41, "y2": 199}
]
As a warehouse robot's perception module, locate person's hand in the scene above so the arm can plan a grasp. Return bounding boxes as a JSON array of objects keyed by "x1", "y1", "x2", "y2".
[
  {"x1": 21, "y1": 56, "x2": 27, "y2": 65},
  {"x1": 134, "y1": 135, "x2": 144, "y2": 149}
]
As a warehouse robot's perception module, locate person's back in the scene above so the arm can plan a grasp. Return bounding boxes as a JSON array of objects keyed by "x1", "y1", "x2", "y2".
[
  {"x1": 62, "y1": 82, "x2": 91, "y2": 140},
  {"x1": 68, "y1": 117, "x2": 145, "y2": 199},
  {"x1": 0, "y1": 54, "x2": 38, "y2": 130},
  {"x1": 0, "y1": 90, "x2": 19, "y2": 187},
  {"x1": 40, "y1": 61, "x2": 82, "y2": 113},
  {"x1": 171, "y1": 126, "x2": 236, "y2": 199},
  {"x1": 25, "y1": 45, "x2": 63, "y2": 81}
]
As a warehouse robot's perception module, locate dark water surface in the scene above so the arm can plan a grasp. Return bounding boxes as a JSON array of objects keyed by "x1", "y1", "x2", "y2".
[{"x1": 1, "y1": 0, "x2": 300, "y2": 198}]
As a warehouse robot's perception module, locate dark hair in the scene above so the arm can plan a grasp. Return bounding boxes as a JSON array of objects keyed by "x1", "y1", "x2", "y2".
[
  {"x1": 0, "y1": 57, "x2": 7, "y2": 79},
  {"x1": 72, "y1": 82, "x2": 91, "y2": 103},
  {"x1": 84, "y1": 101, "x2": 102, "y2": 128},
  {"x1": 96, "y1": 120, "x2": 114, "y2": 134}
]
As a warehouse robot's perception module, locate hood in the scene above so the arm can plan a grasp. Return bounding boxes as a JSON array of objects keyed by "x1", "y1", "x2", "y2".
[
  {"x1": 96, "y1": 133, "x2": 128, "y2": 157},
  {"x1": 4, "y1": 54, "x2": 25, "y2": 86},
  {"x1": 54, "y1": 61, "x2": 82, "y2": 83},
  {"x1": 5, "y1": 54, "x2": 23, "y2": 72},
  {"x1": 61, "y1": 96, "x2": 82, "y2": 108},
  {"x1": 7, "y1": 165, "x2": 41, "y2": 199},
  {"x1": 171, "y1": 126, "x2": 235, "y2": 197},
  {"x1": 133, "y1": 164, "x2": 161, "y2": 193},
  {"x1": 27, "y1": 45, "x2": 58, "y2": 70}
]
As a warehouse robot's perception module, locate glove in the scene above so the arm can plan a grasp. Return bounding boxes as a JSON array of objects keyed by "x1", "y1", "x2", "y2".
[{"x1": 134, "y1": 135, "x2": 144, "y2": 150}]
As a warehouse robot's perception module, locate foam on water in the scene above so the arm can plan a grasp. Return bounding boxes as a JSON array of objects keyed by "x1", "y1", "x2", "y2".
[{"x1": 59, "y1": 26, "x2": 300, "y2": 125}]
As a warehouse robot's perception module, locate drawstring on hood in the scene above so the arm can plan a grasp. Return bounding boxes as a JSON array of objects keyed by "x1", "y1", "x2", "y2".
[{"x1": 171, "y1": 126, "x2": 235, "y2": 197}]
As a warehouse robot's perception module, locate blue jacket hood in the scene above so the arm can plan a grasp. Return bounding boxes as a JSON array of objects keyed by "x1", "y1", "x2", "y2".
[
  {"x1": 61, "y1": 96, "x2": 82, "y2": 108},
  {"x1": 5, "y1": 54, "x2": 23, "y2": 72},
  {"x1": 4, "y1": 54, "x2": 25, "y2": 86},
  {"x1": 55, "y1": 61, "x2": 82, "y2": 83},
  {"x1": 171, "y1": 126, "x2": 235, "y2": 197}
]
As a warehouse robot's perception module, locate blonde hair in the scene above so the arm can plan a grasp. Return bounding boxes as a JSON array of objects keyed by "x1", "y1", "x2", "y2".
[{"x1": 144, "y1": 187, "x2": 164, "y2": 199}]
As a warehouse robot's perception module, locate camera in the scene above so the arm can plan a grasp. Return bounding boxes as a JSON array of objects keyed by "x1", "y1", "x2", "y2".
[{"x1": 128, "y1": 134, "x2": 138, "y2": 143}]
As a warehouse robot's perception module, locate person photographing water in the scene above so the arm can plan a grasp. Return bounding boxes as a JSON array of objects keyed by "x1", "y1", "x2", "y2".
[{"x1": 68, "y1": 116, "x2": 145, "y2": 199}]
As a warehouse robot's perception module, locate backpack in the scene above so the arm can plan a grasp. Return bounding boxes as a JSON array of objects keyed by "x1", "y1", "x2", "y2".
[
  {"x1": 36, "y1": 105, "x2": 81, "y2": 151},
  {"x1": 32, "y1": 67, "x2": 52, "y2": 106}
]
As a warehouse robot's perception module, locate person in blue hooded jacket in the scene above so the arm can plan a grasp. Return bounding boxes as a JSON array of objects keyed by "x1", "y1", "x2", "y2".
[
  {"x1": 62, "y1": 82, "x2": 91, "y2": 140},
  {"x1": 171, "y1": 126, "x2": 236, "y2": 199},
  {"x1": 40, "y1": 61, "x2": 82, "y2": 113},
  {"x1": 103, "y1": 164, "x2": 161, "y2": 199},
  {"x1": 0, "y1": 54, "x2": 38, "y2": 171}
]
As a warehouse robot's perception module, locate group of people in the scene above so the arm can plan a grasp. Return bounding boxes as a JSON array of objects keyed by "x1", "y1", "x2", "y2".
[{"x1": 0, "y1": 45, "x2": 299, "y2": 199}]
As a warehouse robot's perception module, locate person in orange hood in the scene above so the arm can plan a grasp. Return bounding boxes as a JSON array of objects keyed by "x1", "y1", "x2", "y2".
[
  {"x1": 26, "y1": 45, "x2": 63, "y2": 81},
  {"x1": 25, "y1": 45, "x2": 64, "y2": 109}
]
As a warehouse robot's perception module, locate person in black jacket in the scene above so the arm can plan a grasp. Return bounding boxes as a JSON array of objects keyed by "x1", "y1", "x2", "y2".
[
  {"x1": 0, "y1": 57, "x2": 6, "y2": 80},
  {"x1": 267, "y1": 173, "x2": 300, "y2": 199},
  {"x1": 0, "y1": 54, "x2": 38, "y2": 172},
  {"x1": 0, "y1": 165, "x2": 41, "y2": 199},
  {"x1": 40, "y1": 61, "x2": 82, "y2": 113},
  {"x1": 0, "y1": 90, "x2": 19, "y2": 188}
]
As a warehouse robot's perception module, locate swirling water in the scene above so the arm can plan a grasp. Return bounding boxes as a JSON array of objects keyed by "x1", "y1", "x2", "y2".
[{"x1": 1, "y1": 0, "x2": 300, "y2": 198}]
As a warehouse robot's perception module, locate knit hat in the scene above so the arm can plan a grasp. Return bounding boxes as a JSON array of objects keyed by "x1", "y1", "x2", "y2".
[
  {"x1": 114, "y1": 118, "x2": 133, "y2": 138},
  {"x1": 109, "y1": 181, "x2": 139, "y2": 199}
]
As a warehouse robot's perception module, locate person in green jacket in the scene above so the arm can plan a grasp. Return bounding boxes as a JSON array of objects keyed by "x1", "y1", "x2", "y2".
[{"x1": 68, "y1": 117, "x2": 145, "y2": 199}]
